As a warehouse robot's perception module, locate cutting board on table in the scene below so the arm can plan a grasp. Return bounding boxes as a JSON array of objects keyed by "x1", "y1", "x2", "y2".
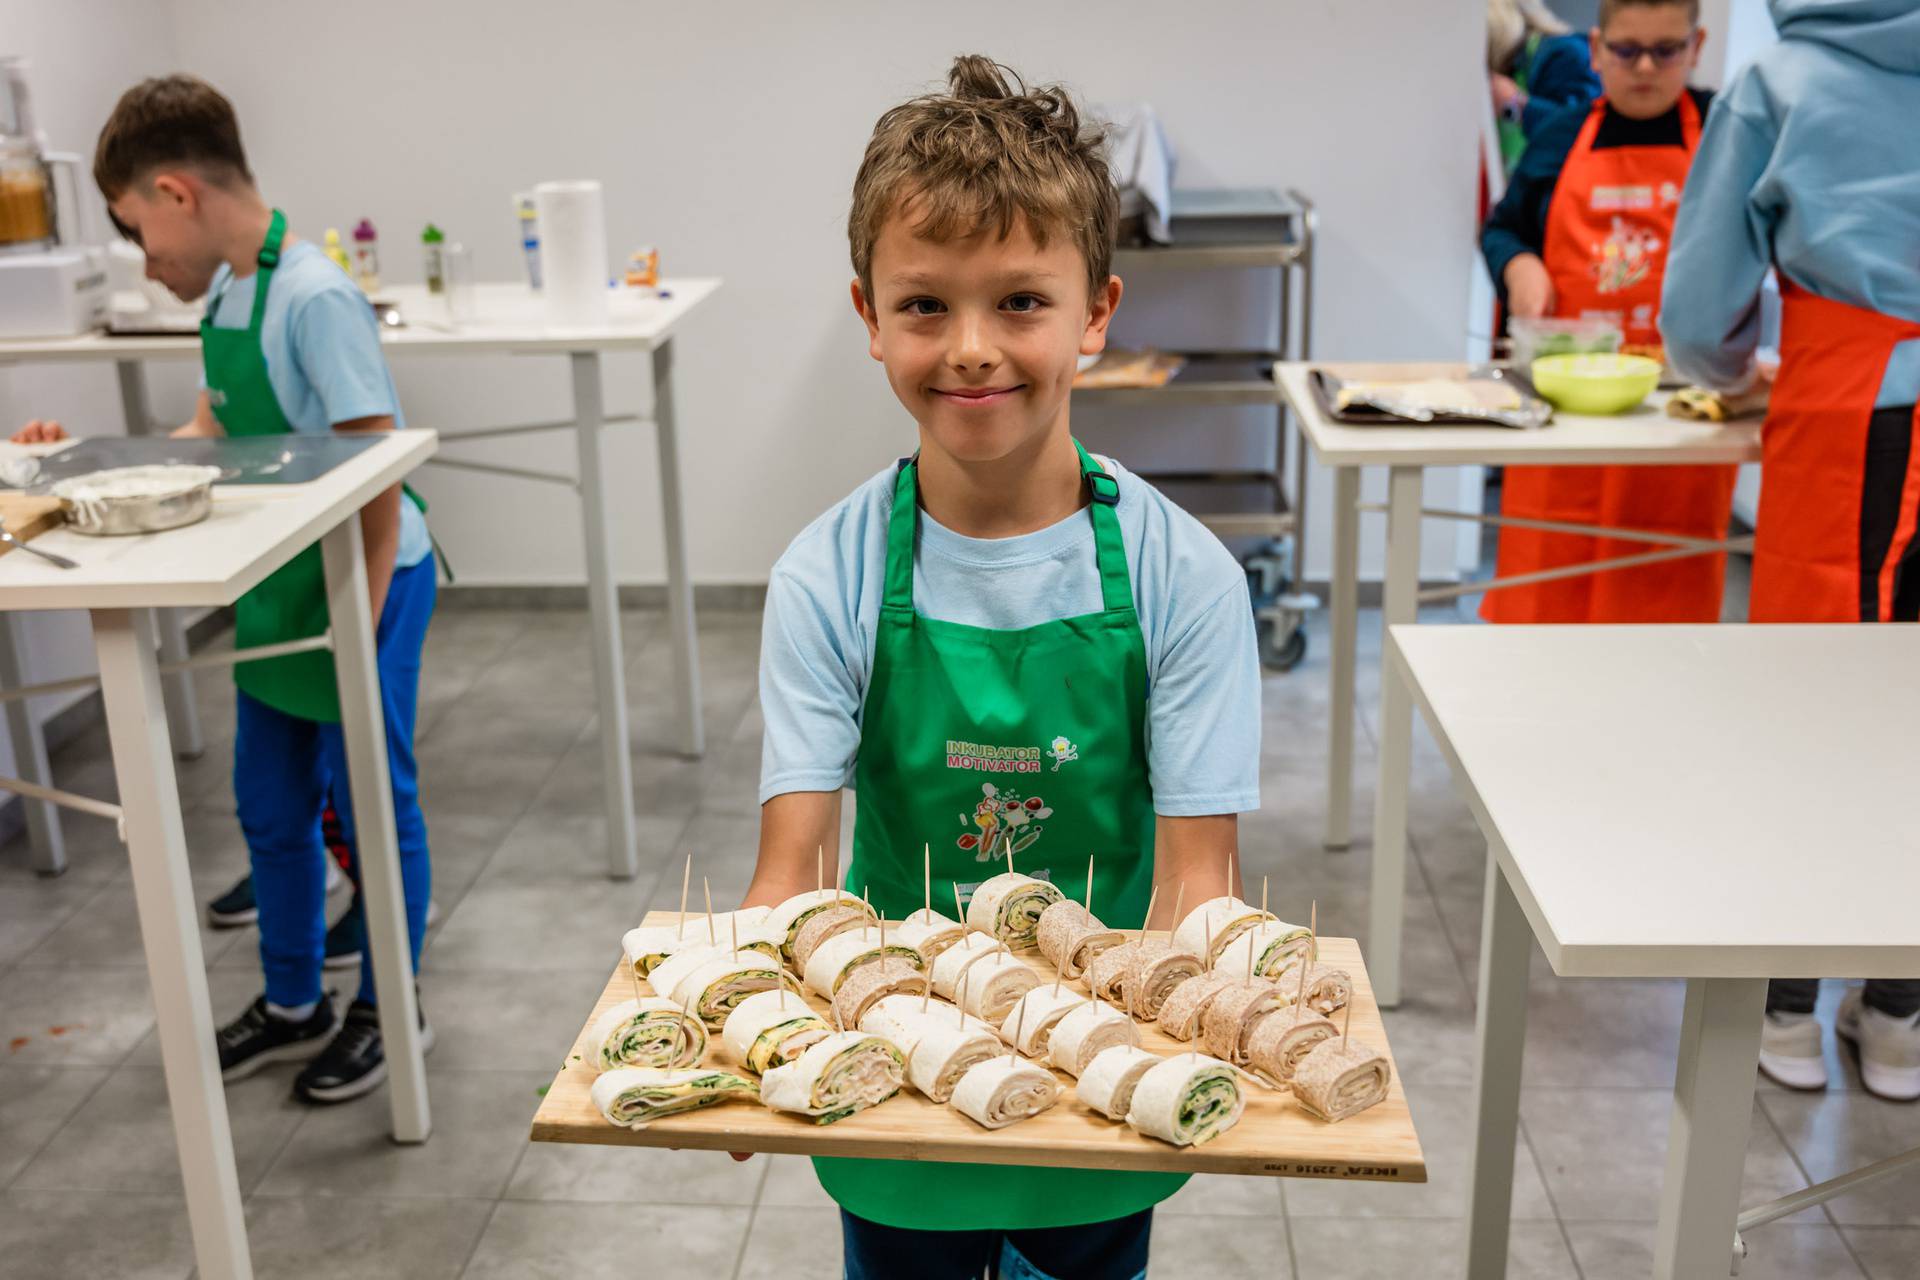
[{"x1": 0, "y1": 495, "x2": 66, "y2": 554}]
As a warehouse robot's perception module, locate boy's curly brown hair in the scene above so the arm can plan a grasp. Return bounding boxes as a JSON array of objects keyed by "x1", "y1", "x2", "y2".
[{"x1": 848, "y1": 55, "x2": 1118, "y2": 303}]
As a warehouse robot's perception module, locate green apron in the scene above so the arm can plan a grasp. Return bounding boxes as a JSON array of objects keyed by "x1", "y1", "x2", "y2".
[
  {"x1": 814, "y1": 439, "x2": 1187, "y2": 1230},
  {"x1": 1497, "y1": 32, "x2": 1542, "y2": 175}
]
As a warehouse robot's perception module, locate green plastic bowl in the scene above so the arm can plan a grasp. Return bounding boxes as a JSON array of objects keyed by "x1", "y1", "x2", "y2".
[{"x1": 1529, "y1": 353, "x2": 1662, "y2": 415}]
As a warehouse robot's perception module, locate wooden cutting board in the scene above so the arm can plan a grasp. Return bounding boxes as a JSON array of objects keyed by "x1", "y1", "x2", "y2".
[
  {"x1": 530, "y1": 915, "x2": 1426, "y2": 1183},
  {"x1": 0, "y1": 495, "x2": 65, "y2": 554}
]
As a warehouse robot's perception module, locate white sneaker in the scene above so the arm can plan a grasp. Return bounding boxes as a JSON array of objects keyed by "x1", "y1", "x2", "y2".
[
  {"x1": 1836, "y1": 989, "x2": 1920, "y2": 1102},
  {"x1": 1757, "y1": 1011, "x2": 1828, "y2": 1090}
]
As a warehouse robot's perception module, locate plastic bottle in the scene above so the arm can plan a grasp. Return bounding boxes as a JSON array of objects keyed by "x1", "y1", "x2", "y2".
[
  {"x1": 513, "y1": 192, "x2": 541, "y2": 291},
  {"x1": 350, "y1": 217, "x2": 380, "y2": 293},
  {"x1": 421, "y1": 222, "x2": 445, "y2": 295},
  {"x1": 322, "y1": 228, "x2": 352, "y2": 274}
]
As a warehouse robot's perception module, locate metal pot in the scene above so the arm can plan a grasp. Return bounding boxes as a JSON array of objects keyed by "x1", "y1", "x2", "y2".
[{"x1": 49, "y1": 464, "x2": 223, "y2": 536}]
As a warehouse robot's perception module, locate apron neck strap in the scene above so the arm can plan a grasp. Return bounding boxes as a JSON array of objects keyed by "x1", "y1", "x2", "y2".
[
  {"x1": 882, "y1": 440, "x2": 1133, "y2": 614},
  {"x1": 243, "y1": 209, "x2": 288, "y2": 333}
]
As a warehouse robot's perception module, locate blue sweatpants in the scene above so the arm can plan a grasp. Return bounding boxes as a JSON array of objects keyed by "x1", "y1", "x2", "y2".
[{"x1": 237, "y1": 555, "x2": 435, "y2": 1009}]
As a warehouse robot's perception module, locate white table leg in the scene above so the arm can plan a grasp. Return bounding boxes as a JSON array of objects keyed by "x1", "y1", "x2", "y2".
[
  {"x1": 1653, "y1": 977, "x2": 1767, "y2": 1280},
  {"x1": 1368, "y1": 464, "x2": 1423, "y2": 1008},
  {"x1": 571, "y1": 353, "x2": 641, "y2": 880},
  {"x1": 92, "y1": 607, "x2": 251, "y2": 1280},
  {"x1": 1324, "y1": 465, "x2": 1360, "y2": 851},
  {"x1": 0, "y1": 612, "x2": 66, "y2": 875},
  {"x1": 651, "y1": 340, "x2": 705, "y2": 760},
  {"x1": 321, "y1": 516, "x2": 430, "y2": 1143},
  {"x1": 1464, "y1": 852, "x2": 1533, "y2": 1280}
]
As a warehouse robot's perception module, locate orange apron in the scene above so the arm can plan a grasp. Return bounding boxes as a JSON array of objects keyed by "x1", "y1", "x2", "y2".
[
  {"x1": 1751, "y1": 283, "x2": 1920, "y2": 623},
  {"x1": 1485, "y1": 94, "x2": 1739, "y2": 624}
]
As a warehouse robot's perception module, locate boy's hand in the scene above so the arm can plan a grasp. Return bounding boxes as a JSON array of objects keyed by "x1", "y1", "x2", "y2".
[
  {"x1": 1489, "y1": 73, "x2": 1527, "y2": 119},
  {"x1": 1502, "y1": 254, "x2": 1555, "y2": 320},
  {"x1": 11, "y1": 420, "x2": 68, "y2": 444}
]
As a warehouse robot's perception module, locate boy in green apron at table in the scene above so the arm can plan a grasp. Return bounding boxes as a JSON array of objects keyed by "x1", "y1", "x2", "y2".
[
  {"x1": 739, "y1": 55, "x2": 1261, "y2": 1277},
  {"x1": 16, "y1": 75, "x2": 438, "y2": 1103}
]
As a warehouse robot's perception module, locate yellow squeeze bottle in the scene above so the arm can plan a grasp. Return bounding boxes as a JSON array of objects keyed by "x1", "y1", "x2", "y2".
[{"x1": 323, "y1": 228, "x2": 352, "y2": 274}]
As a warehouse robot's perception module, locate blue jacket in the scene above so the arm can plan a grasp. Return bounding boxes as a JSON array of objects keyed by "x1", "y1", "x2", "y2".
[
  {"x1": 1662, "y1": 0, "x2": 1920, "y2": 404},
  {"x1": 1518, "y1": 32, "x2": 1603, "y2": 137}
]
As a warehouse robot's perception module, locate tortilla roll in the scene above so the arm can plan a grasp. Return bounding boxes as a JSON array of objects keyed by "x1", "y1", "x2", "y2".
[
  {"x1": 1034, "y1": 900, "x2": 1125, "y2": 980},
  {"x1": 1245, "y1": 1005, "x2": 1339, "y2": 1088},
  {"x1": 928, "y1": 933, "x2": 1010, "y2": 1000},
  {"x1": 591, "y1": 1066, "x2": 758, "y2": 1129},
  {"x1": 858, "y1": 993, "x2": 995, "y2": 1058},
  {"x1": 1123, "y1": 939, "x2": 1206, "y2": 1021},
  {"x1": 643, "y1": 941, "x2": 730, "y2": 998},
  {"x1": 1047, "y1": 999, "x2": 1141, "y2": 1076},
  {"x1": 1172, "y1": 896, "x2": 1275, "y2": 968},
  {"x1": 1200, "y1": 980, "x2": 1288, "y2": 1065},
  {"x1": 1299, "y1": 965, "x2": 1354, "y2": 1016},
  {"x1": 1292, "y1": 1037, "x2": 1391, "y2": 1123},
  {"x1": 1088, "y1": 940, "x2": 1141, "y2": 1005},
  {"x1": 802, "y1": 927, "x2": 925, "y2": 998},
  {"x1": 1077, "y1": 1045, "x2": 1162, "y2": 1120},
  {"x1": 999, "y1": 985, "x2": 1088, "y2": 1059},
  {"x1": 950, "y1": 1054, "x2": 1060, "y2": 1129},
  {"x1": 831, "y1": 957, "x2": 929, "y2": 1031},
  {"x1": 619, "y1": 926, "x2": 684, "y2": 977},
  {"x1": 791, "y1": 905, "x2": 873, "y2": 973},
  {"x1": 906, "y1": 1021, "x2": 1004, "y2": 1103},
  {"x1": 1213, "y1": 920, "x2": 1316, "y2": 983},
  {"x1": 766, "y1": 889, "x2": 875, "y2": 961},
  {"x1": 957, "y1": 951, "x2": 1041, "y2": 1024},
  {"x1": 669, "y1": 951, "x2": 803, "y2": 1029},
  {"x1": 896, "y1": 907, "x2": 968, "y2": 964},
  {"x1": 760, "y1": 1030, "x2": 905, "y2": 1124},
  {"x1": 585, "y1": 997, "x2": 708, "y2": 1071},
  {"x1": 965, "y1": 872, "x2": 1065, "y2": 949},
  {"x1": 721, "y1": 989, "x2": 832, "y2": 1075},
  {"x1": 1154, "y1": 970, "x2": 1240, "y2": 1042},
  {"x1": 1125, "y1": 1054, "x2": 1246, "y2": 1146}
]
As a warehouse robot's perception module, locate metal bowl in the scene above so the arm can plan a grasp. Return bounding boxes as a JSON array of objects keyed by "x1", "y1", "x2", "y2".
[{"x1": 49, "y1": 464, "x2": 224, "y2": 536}]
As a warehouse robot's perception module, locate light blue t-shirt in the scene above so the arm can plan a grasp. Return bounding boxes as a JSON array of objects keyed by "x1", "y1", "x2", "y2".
[
  {"x1": 759, "y1": 454, "x2": 1261, "y2": 817},
  {"x1": 206, "y1": 240, "x2": 431, "y2": 567}
]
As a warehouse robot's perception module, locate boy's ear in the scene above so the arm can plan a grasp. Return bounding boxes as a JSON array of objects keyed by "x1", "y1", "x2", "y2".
[
  {"x1": 850, "y1": 277, "x2": 884, "y2": 362},
  {"x1": 149, "y1": 172, "x2": 197, "y2": 212},
  {"x1": 1079, "y1": 275, "x2": 1124, "y2": 358}
]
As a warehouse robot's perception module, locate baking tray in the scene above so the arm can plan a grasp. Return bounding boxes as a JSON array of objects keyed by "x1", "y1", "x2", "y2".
[
  {"x1": 530, "y1": 915, "x2": 1426, "y2": 1183},
  {"x1": 28, "y1": 434, "x2": 382, "y2": 487},
  {"x1": 1309, "y1": 366, "x2": 1551, "y2": 429}
]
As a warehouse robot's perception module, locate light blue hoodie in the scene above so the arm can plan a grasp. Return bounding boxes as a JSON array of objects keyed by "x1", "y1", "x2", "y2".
[{"x1": 1662, "y1": 0, "x2": 1920, "y2": 405}]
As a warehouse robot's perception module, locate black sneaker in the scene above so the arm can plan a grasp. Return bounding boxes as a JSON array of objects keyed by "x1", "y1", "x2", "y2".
[
  {"x1": 293, "y1": 998, "x2": 435, "y2": 1105},
  {"x1": 322, "y1": 908, "x2": 364, "y2": 971},
  {"x1": 206, "y1": 874, "x2": 257, "y2": 928},
  {"x1": 217, "y1": 995, "x2": 336, "y2": 1080}
]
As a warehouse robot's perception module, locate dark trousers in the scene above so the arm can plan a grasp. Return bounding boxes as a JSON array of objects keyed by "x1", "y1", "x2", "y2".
[
  {"x1": 841, "y1": 1208, "x2": 1151, "y2": 1280},
  {"x1": 1768, "y1": 979, "x2": 1920, "y2": 1019}
]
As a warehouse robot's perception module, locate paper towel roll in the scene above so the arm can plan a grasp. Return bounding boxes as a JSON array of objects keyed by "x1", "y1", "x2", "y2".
[{"x1": 534, "y1": 179, "x2": 607, "y2": 329}]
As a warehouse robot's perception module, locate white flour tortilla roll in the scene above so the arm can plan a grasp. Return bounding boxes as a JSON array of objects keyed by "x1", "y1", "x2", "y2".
[
  {"x1": 620, "y1": 926, "x2": 687, "y2": 977},
  {"x1": 586, "y1": 997, "x2": 707, "y2": 1071},
  {"x1": 1034, "y1": 900, "x2": 1125, "y2": 980},
  {"x1": 958, "y1": 951, "x2": 1041, "y2": 1024},
  {"x1": 591, "y1": 1066, "x2": 758, "y2": 1129},
  {"x1": 759, "y1": 1030, "x2": 905, "y2": 1124},
  {"x1": 1125, "y1": 1054, "x2": 1246, "y2": 1146},
  {"x1": 895, "y1": 908, "x2": 968, "y2": 964},
  {"x1": 965, "y1": 872, "x2": 1065, "y2": 949},
  {"x1": 928, "y1": 933, "x2": 1009, "y2": 1000},
  {"x1": 721, "y1": 990, "x2": 832, "y2": 1074},
  {"x1": 1077, "y1": 1045, "x2": 1162, "y2": 1120},
  {"x1": 1214, "y1": 920, "x2": 1316, "y2": 983},
  {"x1": 1200, "y1": 980, "x2": 1288, "y2": 1064},
  {"x1": 1155, "y1": 970, "x2": 1241, "y2": 1043},
  {"x1": 1087, "y1": 939, "x2": 1141, "y2": 1004},
  {"x1": 1173, "y1": 896, "x2": 1276, "y2": 968},
  {"x1": 670, "y1": 952, "x2": 802, "y2": 1029},
  {"x1": 791, "y1": 905, "x2": 874, "y2": 973},
  {"x1": 858, "y1": 993, "x2": 974, "y2": 1058},
  {"x1": 1292, "y1": 1037, "x2": 1391, "y2": 1122},
  {"x1": 1245, "y1": 1005, "x2": 1339, "y2": 1088},
  {"x1": 644, "y1": 942, "x2": 729, "y2": 998},
  {"x1": 803, "y1": 928, "x2": 924, "y2": 998},
  {"x1": 831, "y1": 957, "x2": 929, "y2": 1031},
  {"x1": 766, "y1": 889, "x2": 874, "y2": 960},
  {"x1": 1124, "y1": 940, "x2": 1205, "y2": 1021},
  {"x1": 906, "y1": 1021, "x2": 1003, "y2": 1102},
  {"x1": 999, "y1": 985, "x2": 1088, "y2": 1059},
  {"x1": 950, "y1": 1053, "x2": 1060, "y2": 1129},
  {"x1": 1047, "y1": 999, "x2": 1141, "y2": 1076},
  {"x1": 1299, "y1": 965, "x2": 1354, "y2": 1016}
]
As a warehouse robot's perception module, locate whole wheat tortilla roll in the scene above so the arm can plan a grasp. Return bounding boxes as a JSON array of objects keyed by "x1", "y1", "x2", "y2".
[
  {"x1": 1034, "y1": 901, "x2": 1125, "y2": 980},
  {"x1": 857, "y1": 994, "x2": 977, "y2": 1059},
  {"x1": 957, "y1": 952, "x2": 1041, "y2": 1024},
  {"x1": 643, "y1": 941, "x2": 728, "y2": 998},
  {"x1": 1172, "y1": 896, "x2": 1275, "y2": 968},
  {"x1": 721, "y1": 989, "x2": 832, "y2": 1075},
  {"x1": 766, "y1": 889, "x2": 874, "y2": 960},
  {"x1": 950, "y1": 1054, "x2": 1060, "y2": 1129},
  {"x1": 1125, "y1": 1053, "x2": 1246, "y2": 1146},
  {"x1": 791, "y1": 905, "x2": 872, "y2": 973},
  {"x1": 965, "y1": 872, "x2": 1065, "y2": 949},
  {"x1": 1245, "y1": 1005, "x2": 1339, "y2": 1088},
  {"x1": 830, "y1": 957, "x2": 928, "y2": 1031},
  {"x1": 759, "y1": 1031, "x2": 905, "y2": 1124},
  {"x1": 1213, "y1": 920, "x2": 1316, "y2": 983},
  {"x1": 999, "y1": 985, "x2": 1089, "y2": 1059},
  {"x1": 1291, "y1": 1037, "x2": 1391, "y2": 1122},
  {"x1": 802, "y1": 928, "x2": 924, "y2": 999},
  {"x1": 906, "y1": 1021, "x2": 1003, "y2": 1103},
  {"x1": 896, "y1": 908, "x2": 968, "y2": 964},
  {"x1": 586, "y1": 997, "x2": 708, "y2": 1071},
  {"x1": 591, "y1": 1066, "x2": 758, "y2": 1129},
  {"x1": 1155, "y1": 971, "x2": 1241, "y2": 1043},
  {"x1": 1124, "y1": 940, "x2": 1206, "y2": 1021},
  {"x1": 1087, "y1": 940, "x2": 1141, "y2": 1005},
  {"x1": 1299, "y1": 965, "x2": 1354, "y2": 1016},
  {"x1": 929, "y1": 933, "x2": 1009, "y2": 1000},
  {"x1": 1200, "y1": 981, "x2": 1288, "y2": 1064},
  {"x1": 1047, "y1": 999, "x2": 1141, "y2": 1076},
  {"x1": 1076, "y1": 1045, "x2": 1161, "y2": 1120},
  {"x1": 669, "y1": 951, "x2": 804, "y2": 1029}
]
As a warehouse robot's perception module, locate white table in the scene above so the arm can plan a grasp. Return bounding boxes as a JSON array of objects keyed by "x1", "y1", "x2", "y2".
[
  {"x1": 0, "y1": 280, "x2": 722, "y2": 879},
  {"x1": 1388, "y1": 624, "x2": 1920, "y2": 1279},
  {"x1": 0, "y1": 430, "x2": 438, "y2": 1280},
  {"x1": 1277, "y1": 362, "x2": 1762, "y2": 1006}
]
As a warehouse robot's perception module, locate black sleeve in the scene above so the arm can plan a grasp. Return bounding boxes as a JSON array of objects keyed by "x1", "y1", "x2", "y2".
[{"x1": 1482, "y1": 102, "x2": 1583, "y2": 294}]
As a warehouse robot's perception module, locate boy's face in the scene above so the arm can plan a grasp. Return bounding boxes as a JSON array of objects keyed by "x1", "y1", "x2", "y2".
[
  {"x1": 853, "y1": 206, "x2": 1120, "y2": 468},
  {"x1": 1591, "y1": 6, "x2": 1702, "y2": 120},
  {"x1": 107, "y1": 173, "x2": 224, "y2": 302}
]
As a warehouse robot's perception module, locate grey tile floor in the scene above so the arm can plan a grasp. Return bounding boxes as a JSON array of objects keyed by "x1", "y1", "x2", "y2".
[{"x1": 1, "y1": 597, "x2": 1916, "y2": 1279}]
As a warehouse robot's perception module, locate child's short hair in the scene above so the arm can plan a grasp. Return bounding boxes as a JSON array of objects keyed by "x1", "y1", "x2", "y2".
[
  {"x1": 848, "y1": 55, "x2": 1117, "y2": 302},
  {"x1": 1597, "y1": 0, "x2": 1700, "y2": 26},
  {"x1": 94, "y1": 75, "x2": 252, "y2": 201}
]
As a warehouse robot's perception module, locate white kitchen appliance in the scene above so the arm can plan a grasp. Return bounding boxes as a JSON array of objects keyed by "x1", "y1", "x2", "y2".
[{"x1": 0, "y1": 57, "x2": 109, "y2": 338}]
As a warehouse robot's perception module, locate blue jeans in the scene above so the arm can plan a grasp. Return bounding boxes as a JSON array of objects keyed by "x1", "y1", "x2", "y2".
[
  {"x1": 840, "y1": 1209, "x2": 1151, "y2": 1280},
  {"x1": 237, "y1": 555, "x2": 434, "y2": 1009}
]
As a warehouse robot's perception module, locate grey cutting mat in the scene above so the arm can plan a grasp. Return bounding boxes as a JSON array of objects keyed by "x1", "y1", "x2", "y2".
[{"x1": 30, "y1": 434, "x2": 382, "y2": 486}]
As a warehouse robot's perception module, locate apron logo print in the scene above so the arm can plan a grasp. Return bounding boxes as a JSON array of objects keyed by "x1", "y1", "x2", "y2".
[
  {"x1": 1046, "y1": 735, "x2": 1078, "y2": 771},
  {"x1": 955, "y1": 782, "x2": 1052, "y2": 862},
  {"x1": 207, "y1": 388, "x2": 228, "y2": 408},
  {"x1": 1589, "y1": 216, "x2": 1663, "y2": 296}
]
